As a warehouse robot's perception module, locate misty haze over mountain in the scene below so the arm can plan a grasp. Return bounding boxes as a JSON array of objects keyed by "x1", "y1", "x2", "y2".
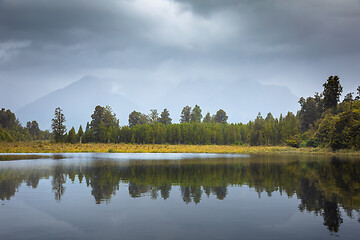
[{"x1": 16, "y1": 76, "x2": 298, "y2": 130}]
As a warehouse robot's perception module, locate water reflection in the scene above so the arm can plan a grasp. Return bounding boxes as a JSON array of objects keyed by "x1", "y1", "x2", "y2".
[
  {"x1": 0, "y1": 154, "x2": 360, "y2": 233},
  {"x1": 52, "y1": 164, "x2": 66, "y2": 201}
]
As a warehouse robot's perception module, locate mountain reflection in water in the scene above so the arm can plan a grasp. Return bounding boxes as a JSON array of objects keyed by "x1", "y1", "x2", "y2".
[{"x1": 0, "y1": 154, "x2": 359, "y2": 234}]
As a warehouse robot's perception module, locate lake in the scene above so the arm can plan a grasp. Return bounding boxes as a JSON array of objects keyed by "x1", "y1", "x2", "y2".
[{"x1": 0, "y1": 153, "x2": 359, "y2": 240}]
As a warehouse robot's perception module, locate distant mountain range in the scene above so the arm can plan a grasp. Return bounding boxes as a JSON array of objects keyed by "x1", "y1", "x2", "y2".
[
  {"x1": 16, "y1": 76, "x2": 137, "y2": 130},
  {"x1": 156, "y1": 79, "x2": 299, "y2": 124},
  {"x1": 16, "y1": 76, "x2": 299, "y2": 130}
]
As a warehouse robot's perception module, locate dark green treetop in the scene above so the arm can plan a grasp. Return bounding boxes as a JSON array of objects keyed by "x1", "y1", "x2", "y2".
[
  {"x1": 323, "y1": 76, "x2": 343, "y2": 109},
  {"x1": 51, "y1": 107, "x2": 66, "y2": 142},
  {"x1": 91, "y1": 105, "x2": 117, "y2": 129},
  {"x1": 149, "y1": 109, "x2": 159, "y2": 123},
  {"x1": 265, "y1": 113, "x2": 274, "y2": 122},
  {"x1": 203, "y1": 112, "x2": 211, "y2": 123},
  {"x1": 67, "y1": 127, "x2": 77, "y2": 144},
  {"x1": 26, "y1": 120, "x2": 40, "y2": 137},
  {"x1": 91, "y1": 105, "x2": 117, "y2": 141},
  {"x1": 190, "y1": 105, "x2": 202, "y2": 123},
  {"x1": 343, "y1": 92, "x2": 354, "y2": 103},
  {"x1": 77, "y1": 125, "x2": 84, "y2": 143},
  {"x1": 0, "y1": 108, "x2": 20, "y2": 129},
  {"x1": 129, "y1": 111, "x2": 149, "y2": 127},
  {"x1": 159, "y1": 108, "x2": 172, "y2": 125},
  {"x1": 129, "y1": 111, "x2": 141, "y2": 127},
  {"x1": 214, "y1": 109, "x2": 228, "y2": 124},
  {"x1": 356, "y1": 86, "x2": 360, "y2": 100},
  {"x1": 298, "y1": 96, "x2": 320, "y2": 131},
  {"x1": 180, "y1": 106, "x2": 191, "y2": 123}
]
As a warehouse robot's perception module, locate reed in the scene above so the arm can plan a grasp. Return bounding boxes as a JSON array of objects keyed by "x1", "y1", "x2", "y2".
[{"x1": 1, "y1": 141, "x2": 360, "y2": 156}]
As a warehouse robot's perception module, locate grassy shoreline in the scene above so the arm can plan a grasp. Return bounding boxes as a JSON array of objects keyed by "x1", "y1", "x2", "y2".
[{"x1": 0, "y1": 141, "x2": 360, "y2": 156}]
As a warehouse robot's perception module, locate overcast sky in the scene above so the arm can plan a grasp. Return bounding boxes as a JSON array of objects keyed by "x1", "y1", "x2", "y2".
[{"x1": 1, "y1": 0, "x2": 360, "y2": 111}]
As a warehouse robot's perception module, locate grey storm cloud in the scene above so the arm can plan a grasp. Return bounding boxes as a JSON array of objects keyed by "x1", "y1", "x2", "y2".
[{"x1": 1, "y1": 0, "x2": 360, "y2": 112}]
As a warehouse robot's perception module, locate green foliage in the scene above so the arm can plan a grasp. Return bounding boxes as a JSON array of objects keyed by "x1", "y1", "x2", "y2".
[
  {"x1": 285, "y1": 135, "x2": 300, "y2": 148},
  {"x1": 0, "y1": 127, "x2": 14, "y2": 142},
  {"x1": 343, "y1": 92, "x2": 354, "y2": 103},
  {"x1": 190, "y1": 105, "x2": 202, "y2": 123},
  {"x1": 51, "y1": 107, "x2": 66, "y2": 142},
  {"x1": 306, "y1": 138, "x2": 320, "y2": 147},
  {"x1": 0, "y1": 108, "x2": 20, "y2": 129},
  {"x1": 1, "y1": 75, "x2": 360, "y2": 150},
  {"x1": 249, "y1": 113, "x2": 265, "y2": 146},
  {"x1": 82, "y1": 122, "x2": 93, "y2": 143},
  {"x1": 214, "y1": 109, "x2": 228, "y2": 124},
  {"x1": 149, "y1": 109, "x2": 159, "y2": 123},
  {"x1": 264, "y1": 113, "x2": 275, "y2": 146},
  {"x1": 98, "y1": 121, "x2": 108, "y2": 143},
  {"x1": 298, "y1": 96, "x2": 322, "y2": 131},
  {"x1": 77, "y1": 125, "x2": 83, "y2": 143},
  {"x1": 301, "y1": 130, "x2": 320, "y2": 147},
  {"x1": 91, "y1": 105, "x2": 117, "y2": 129},
  {"x1": 329, "y1": 102, "x2": 360, "y2": 150},
  {"x1": 282, "y1": 112, "x2": 299, "y2": 141},
  {"x1": 128, "y1": 110, "x2": 149, "y2": 127},
  {"x1": 91, "y1": 105, "x2": 118, "y2": 142},
  {"x1": 159, "y1": 108, "x2": 172, "y2": 125},
  {"x1": 128, "y1": 110, "x2": 141, "y2": 127},
  {"x1": 180, "y1": 106, "x2": 191, "y2": 123},
  {"x1": 323, "y1": 75, "x2": 343, "y2": 109},
  {"x1": 0, "y1": 108, "x2": 50, "y2": 142},
  {"x1": 203, "y1": 112, "x2": 211, "y2": 123},
  {"x1": 317, "y1": 114, "x2": 337, "y2": 146},
  {"x1": 26, "y1": 121, "x2": 41, "y2": 139},
  {"x1": 76, "y1": 118, "x2": 301, "y2": 146},
  {"x1": 67, "y1": 127, "x2": 77, "y2": 144}
]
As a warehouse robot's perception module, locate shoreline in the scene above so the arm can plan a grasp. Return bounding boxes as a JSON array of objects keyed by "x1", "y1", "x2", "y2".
[{"x1": 1, "y1": 141, "x2": 360, "y2": 156}]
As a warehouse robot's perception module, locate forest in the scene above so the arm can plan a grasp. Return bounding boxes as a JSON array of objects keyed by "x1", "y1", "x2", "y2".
[
  {"x1": 1, "y1": 76, "x2": 359, "y2": 150},
  {"x1": 0, "y1": 109, "x2": 51, "y2": 142}
]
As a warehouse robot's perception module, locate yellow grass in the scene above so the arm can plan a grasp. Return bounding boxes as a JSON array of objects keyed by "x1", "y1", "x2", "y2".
[{"x1": 0, "y1": 141, "x2": 359, "y2": 156}]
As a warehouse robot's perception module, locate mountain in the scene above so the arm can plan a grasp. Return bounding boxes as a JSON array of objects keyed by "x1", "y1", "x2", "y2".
[
  {"x1": 154, "y1": 79, "x2": 299, "y2": 123},
  {"x1": 16, "y1": 76, "x2": 137, "y2": 130},
  {"x1": 16, "y1": 76, "x2": 299, "y2": 130}
]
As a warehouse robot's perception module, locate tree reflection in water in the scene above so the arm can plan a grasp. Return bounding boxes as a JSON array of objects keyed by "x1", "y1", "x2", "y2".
[
  {"x1": 51, "y1": 164, "x2": 66, "y2": 201},
  {"x1": 0, "y1": 155, "x2": 360, "y2": 232}
]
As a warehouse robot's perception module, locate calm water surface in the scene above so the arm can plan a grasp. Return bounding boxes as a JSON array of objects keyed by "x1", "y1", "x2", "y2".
[{"x1": 0, "y1": 153, "x2": 359, "y2": 240}]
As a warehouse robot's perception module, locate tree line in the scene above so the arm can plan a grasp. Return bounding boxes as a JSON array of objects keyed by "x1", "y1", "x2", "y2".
[
  {"x1": 0, "y1": 108, "x2": 51, "y2": 142},
  {"x1": 1, "y1": 75, "x2": 359, "y2": 150}
]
